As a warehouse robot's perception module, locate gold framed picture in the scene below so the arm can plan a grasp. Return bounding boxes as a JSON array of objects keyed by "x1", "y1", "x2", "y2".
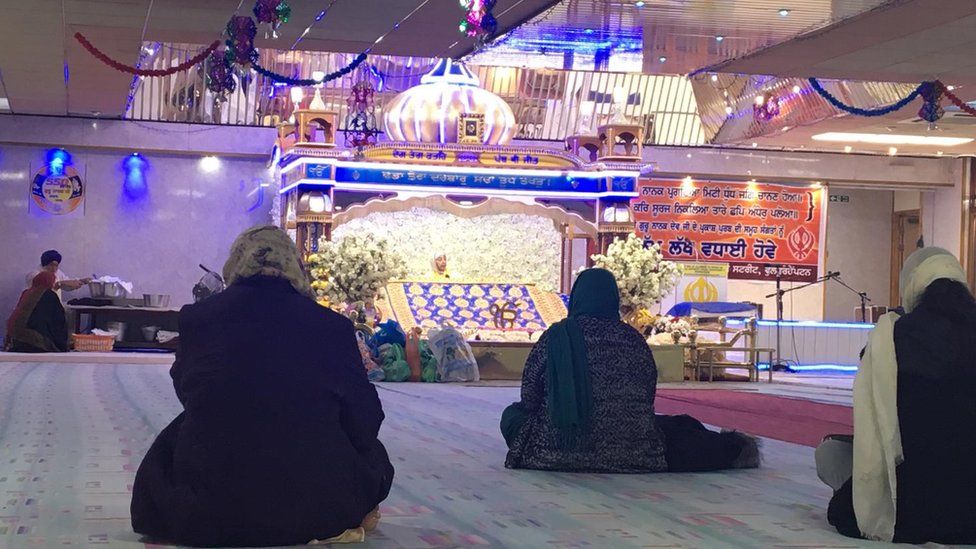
[{"x1": 457, "y1": 113, "x2": 485, "y2": 144}]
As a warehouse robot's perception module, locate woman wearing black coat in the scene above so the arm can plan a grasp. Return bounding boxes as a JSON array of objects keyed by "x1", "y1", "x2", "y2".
[
  {"x1": 817, "y1": 247, "x2": 976, "y2": 544},
  {"x1": 130, "y1": 225, "x2": 394, "y2": 547}
]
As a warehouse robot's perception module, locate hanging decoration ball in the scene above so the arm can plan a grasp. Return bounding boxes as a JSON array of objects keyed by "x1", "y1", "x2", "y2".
[
  {"x1": 481, "y1": 13, "x2": 498, "y2": 35},
  {"x1": 226, "y1": 15, "x2": 258, "y2": 66},
  {"x1": 253, "y1": 0, "x2": 291, "y2": 39},
  {"x1": 205, "y1": 50, "x2": 236, "y2": 97},
  {"x1": 917, "y1": 80, "x2": 944, "y2": 127},
  {"x1": 752, "y1": 92, "x2": 781, "y2": 122},
  {"x1": 458, "y1": 0, "x2": 496, "y2": 46},
  {"x1": 344, "y1": 66, "x2": 380, "y2": 152}
]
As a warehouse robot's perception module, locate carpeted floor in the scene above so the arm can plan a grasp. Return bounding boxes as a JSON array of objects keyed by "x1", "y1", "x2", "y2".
[
  {"x1": 0, "y1": 362, "x2": 878, "y2": 548},
  {"x1": 655, "y1": 389, "x2": 854, "y2": 447}
]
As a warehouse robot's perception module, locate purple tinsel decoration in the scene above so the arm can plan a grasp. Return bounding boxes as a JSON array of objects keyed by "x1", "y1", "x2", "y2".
[
  {"x1": 225, "y1": 15, "x2": 257, "y2": 66},
  {"x1": 206, "y1": 51, "x2": 236, "y2": 95}
]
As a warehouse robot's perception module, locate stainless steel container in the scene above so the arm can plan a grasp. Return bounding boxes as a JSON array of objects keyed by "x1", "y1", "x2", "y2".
[
  {"x1": 88, "y1": 281, "x2": 106, "y2": 298},
  {"x1": 105, "y1": 321, "x2": 127, "y2": 342},
  {"x1": 142, "y1": 294, "x2": 171, "y2": 308},
  {"x1": 89, "y1": 281, "x2": 127, "y2": 298},
  {"x1": 141, "y1": 326, "x2": 160, "y2": 342}
]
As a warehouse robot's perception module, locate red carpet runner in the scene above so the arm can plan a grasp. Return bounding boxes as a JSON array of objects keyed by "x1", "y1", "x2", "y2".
[{"x1": 655, "y1": 389, "x2": 853, "y2": 447}]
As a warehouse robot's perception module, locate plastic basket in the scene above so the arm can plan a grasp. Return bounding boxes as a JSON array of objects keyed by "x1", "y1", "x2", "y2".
[{"x1": 72, "y1": 333, "x2": 116, "y2": 352}]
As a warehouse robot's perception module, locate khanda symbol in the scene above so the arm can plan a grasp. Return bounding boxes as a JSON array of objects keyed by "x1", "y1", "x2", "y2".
[
  {"x1": 683, "y1": 277, "x2": 718, "y2": 303},
  {"x1": 490, "y1": 300, "x2": 520, "y2": 329},
  {"x1": 788, "y1": 225, "x2": 816, "y2": 261}
]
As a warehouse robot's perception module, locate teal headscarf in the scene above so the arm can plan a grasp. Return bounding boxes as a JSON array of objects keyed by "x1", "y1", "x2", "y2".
[{"x1": 547, "y1": 268, "x2": 621, "y2": 448}]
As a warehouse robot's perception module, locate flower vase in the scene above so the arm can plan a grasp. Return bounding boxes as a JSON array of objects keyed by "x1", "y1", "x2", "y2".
[
  {"x1": 688, "y1": 330, "x2": 698, "y2": 345},
  {"x1": 671, "y1": 331, "x2": 682, "y2": 344}
]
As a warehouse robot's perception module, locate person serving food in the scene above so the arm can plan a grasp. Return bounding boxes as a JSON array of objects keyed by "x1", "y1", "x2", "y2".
[{"x1": 25, "y1": 250, "x2": 91, "y2": 300}]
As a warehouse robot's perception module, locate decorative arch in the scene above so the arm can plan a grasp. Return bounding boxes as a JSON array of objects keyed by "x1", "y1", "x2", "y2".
[{"x1": 332, "y1": 194, "x2": 598, "y2": 238}]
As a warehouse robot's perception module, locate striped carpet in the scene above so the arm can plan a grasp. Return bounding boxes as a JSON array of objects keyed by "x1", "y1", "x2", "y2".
[{"x1": 0, "y1": 362, "x2": 875, "y2": 548}]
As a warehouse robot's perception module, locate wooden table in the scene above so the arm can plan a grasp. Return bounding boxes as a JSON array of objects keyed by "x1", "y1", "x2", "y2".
[{"x1": 67, "y1": 304, "x2": 180, "y2": 351}]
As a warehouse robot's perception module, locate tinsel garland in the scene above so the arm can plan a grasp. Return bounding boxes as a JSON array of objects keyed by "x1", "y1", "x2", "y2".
[
  {"x1": 252, "y1": 52, "x2": 368, "y2": 86},
  {"x1": 75, "y1": 33, "x2": 219, "y2": 77},
  {"x1": 808, "y1": 77, "x2": 927, "y2": 117},
  {"x1": 939, "y1": 82, "x2": 976, "y2": 117}
]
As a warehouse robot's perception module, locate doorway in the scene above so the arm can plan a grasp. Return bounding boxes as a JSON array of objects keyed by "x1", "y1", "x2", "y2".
[{"x1": 890, "y1": 210, "x2": 921, "y2": 307}]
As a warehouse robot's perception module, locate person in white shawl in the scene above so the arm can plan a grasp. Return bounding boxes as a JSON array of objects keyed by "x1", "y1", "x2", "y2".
[{"x1": 816, "y1": 247, "x2": 973, "y2": 543}]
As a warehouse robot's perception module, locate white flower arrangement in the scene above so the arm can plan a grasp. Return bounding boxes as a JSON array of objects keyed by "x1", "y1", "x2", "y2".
[
  {"x1": 331, "y1": 208, "x2": 562, "y2": 291},
  {"x1": 308, "y1": 234, "x2": 406, "y2": 307},
  {"x1": 589, "y1": 234, "x2": 682, "y2": 311},
  {"x1": 653, "y1": 315, "x2": 692, "y2": 337}
]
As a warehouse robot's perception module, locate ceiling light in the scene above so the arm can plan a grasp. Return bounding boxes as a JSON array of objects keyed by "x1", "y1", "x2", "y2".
[
  {"x1": 812, "y1": 132, "x2": 973, "y2": 147},
  {"x1": 584, "y1": 28, "x2": 594, "y2": 34},
  {"x1": 658, "y1": 56, "x2": 667, "y2": 62},
  {"x1": 715, "y1": 35, "x2": 724, "y2": 42},
  {"x1": 937, "y1": 151, "x2": 944, "y2": 156},
  {"x1": 946, "y1": 85, "x2": 955, "y2": 91},
  {"x1": 143, "y1": 46, "x2": 156, "y2": 55},
  {"x1": 686, "y1": 153, "x2": 692, "y2": 158},
  {"x1": 751, "y1": 142, "x2": 758, "y2": 148},
  {"x1": 635, "y1": 0, "x2": 645, "y2": 6},
  {"x1": 199, "y1": 156, "x2": 221, "y2": 173},
  {"x1": 844, "y1": 145, "x2": 852, "y2": 153},
  {"x1": 778, "y1": 8, "x2": 790, "y2": 16},
  {"x1": 311, "y1": 70, "x2": 325, "y2": 82},
  {"x1": 792, "y1": 85, "x2": 801, "y2": 93},
  {"x1": 888, "y1": 147, "x2": 898, "y2": 156},
  {"x1": 754, "y1": 95, "x2": 765, "y2": 106},
  {"x1": 724, "y1": 106, "x2": 733, "y2": 115},
  {"x1": 710, "y1": 74, "x2": 718, "y2": 82}
]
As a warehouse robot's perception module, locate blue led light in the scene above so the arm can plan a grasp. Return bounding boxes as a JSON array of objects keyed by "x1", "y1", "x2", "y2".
[
  {"x1": 122, "y1": 153, "x2": 149, "y2": 198},
  {"x1": 727, "y1": 319, "x2": 875, "y2": 329},
  {"x1": 757, "y1": 363, "x2": 859, "y2": 372},
  {"x1": 46, "y1": 148, "x2": 71, "y2": 175}
]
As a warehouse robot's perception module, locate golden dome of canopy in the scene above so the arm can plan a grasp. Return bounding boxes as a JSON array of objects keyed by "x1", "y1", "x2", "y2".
[{"x1": 383, "y1": 59, "x2": 516, "y2": 146}]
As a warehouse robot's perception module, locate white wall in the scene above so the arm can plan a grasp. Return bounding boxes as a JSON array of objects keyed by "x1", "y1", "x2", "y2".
[
  {"x1": 0, "y1": 116, "x2": 275, "y2": 340},
  {"x1": 894, "y1": 191, "x2": 920, "y2": 212},
  {"x1": 920, "y1": 159, "x2": 966, "y2": 257},
  {"x1": 823, "y1": 189, "x2": 894, "y2": 319}
]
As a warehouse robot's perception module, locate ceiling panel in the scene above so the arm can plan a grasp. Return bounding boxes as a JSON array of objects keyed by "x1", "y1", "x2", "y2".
[
  {"x1": 701, "y1": 0, "x2": 976, "y2": 86},
  {"x1": 0, "y1": 0, "x2": 556, "y2": 116}
]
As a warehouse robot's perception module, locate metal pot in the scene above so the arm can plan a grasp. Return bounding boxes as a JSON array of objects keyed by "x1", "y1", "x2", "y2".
[
  {"x1": 89, "y1": 281, "x2": 127, "y2": 298},
  {"x1": 142, "y1": 294, "x2": 171, "y2": 308},
  {"x1": 141, "y1": 326, "x2": 160, "y2": 342}
]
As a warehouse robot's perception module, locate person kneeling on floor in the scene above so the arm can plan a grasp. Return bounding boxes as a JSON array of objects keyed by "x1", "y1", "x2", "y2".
[
  {"x1": 130, "y1": 225, "x2": 394, "y2": 547},
  {"x1": 500, "y1": 268, "x2": 760, "y2": 473},
  {"x1": 816, "y1": 247, "x2": 976, "y2": 544},
  {"x1": 4, "y1": 271, "x2": 68, "y2": 353}
]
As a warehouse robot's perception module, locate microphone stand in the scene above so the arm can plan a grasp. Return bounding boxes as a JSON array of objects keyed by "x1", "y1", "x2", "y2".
[
  {"x1": 765, "y1": 271, "x2": 839, "y2": 371},
  {"x1": 830, "y1": 274, "x2": 873, "y2": 323}
]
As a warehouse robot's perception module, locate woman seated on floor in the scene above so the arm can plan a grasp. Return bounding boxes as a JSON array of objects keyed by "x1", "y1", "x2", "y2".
[
  {"x1": 500, "y1": 268, "x2": 759, "y2": 473},
  {"x1": 816, "y1": 247, "x2": 976, "y2": 544},
  {"x1": 130, "y1": 225, "x2": 394, "y2": 547},
  {"x1": 4, "y1": 271, "x2": 68, "y2": 353}
]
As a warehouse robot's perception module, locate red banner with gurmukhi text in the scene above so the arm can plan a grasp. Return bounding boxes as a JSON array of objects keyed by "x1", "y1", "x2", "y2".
[{"x1": 632, "y1": 180, "x2": 825, "y2": 283}]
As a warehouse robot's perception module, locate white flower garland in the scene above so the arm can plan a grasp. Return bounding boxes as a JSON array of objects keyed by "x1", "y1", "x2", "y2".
[{"x1": 331, "y1": 208, "x2": 562, "y2": 291}]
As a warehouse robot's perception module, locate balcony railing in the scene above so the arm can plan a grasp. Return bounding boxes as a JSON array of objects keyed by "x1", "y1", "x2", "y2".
[{"x1": 126, "y1": 45, "x2": 705, "y2": 146}]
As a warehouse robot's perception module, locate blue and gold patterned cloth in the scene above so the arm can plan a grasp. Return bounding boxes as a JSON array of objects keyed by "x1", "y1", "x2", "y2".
[{"x1": 384, "y1": 281, "x2": 568, "y2": 334}]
